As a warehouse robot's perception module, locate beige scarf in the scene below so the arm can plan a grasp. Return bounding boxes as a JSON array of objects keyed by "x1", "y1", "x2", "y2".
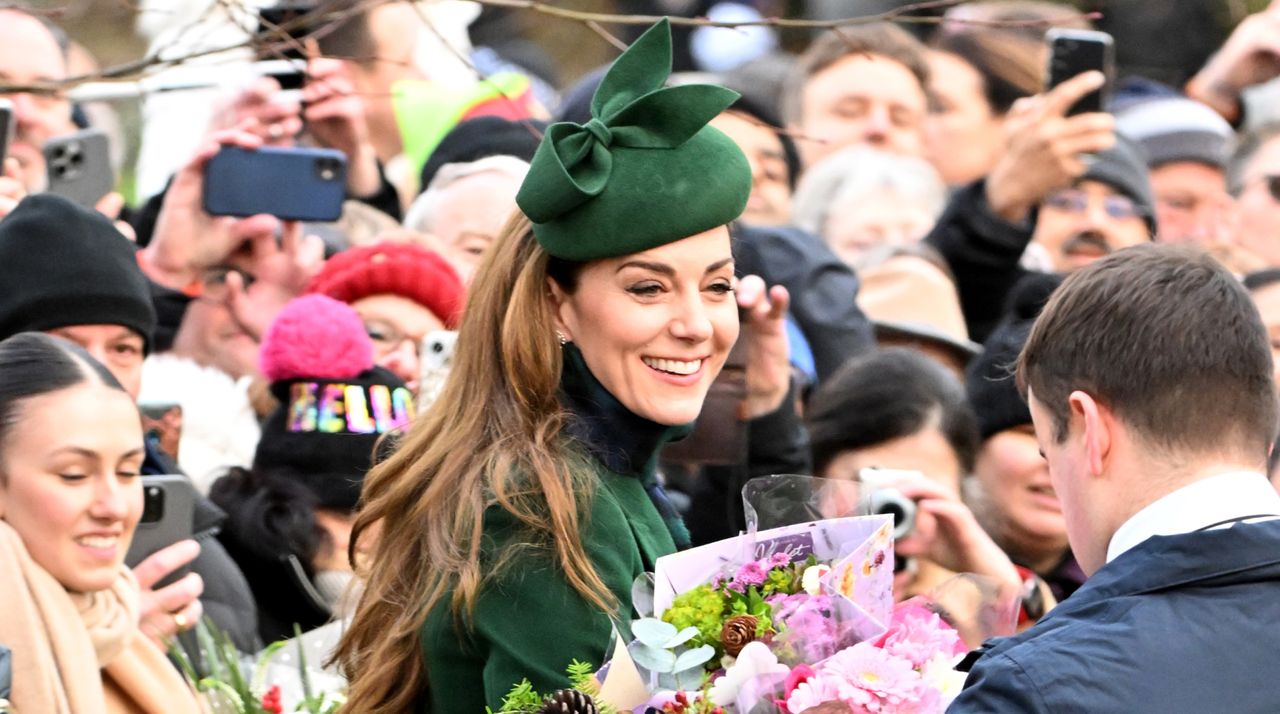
[{"x1": 0, "y1": 521, "x2": 202, "y2": 714}]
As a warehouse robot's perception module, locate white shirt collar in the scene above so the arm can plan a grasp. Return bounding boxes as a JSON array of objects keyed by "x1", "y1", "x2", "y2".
[{"x1": 1106, "y1": 471, "x2": 1280, "y2": 564}]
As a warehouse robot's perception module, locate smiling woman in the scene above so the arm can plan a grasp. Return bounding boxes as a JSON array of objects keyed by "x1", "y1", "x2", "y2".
[
  {"x1": 0, "y1": 332, "x2": 201, "y2": 713},
  {"x1": 333, "y1": 18, "x2": 788, "y2": 714}
]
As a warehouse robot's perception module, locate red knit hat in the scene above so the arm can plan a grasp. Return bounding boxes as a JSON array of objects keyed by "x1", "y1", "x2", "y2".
[{"x1": 306, "y1": 242, "x2": 465, "y2": 327}]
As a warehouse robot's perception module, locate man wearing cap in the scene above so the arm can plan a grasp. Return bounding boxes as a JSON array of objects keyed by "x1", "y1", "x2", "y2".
[
  {"x1": 1114, "y1": 87, "x2": 1236, "y2": 246},
  {"x1": 1026, "y1": 135, "x2": 1156, "y2": 273},
  {"x1": 0, "y1": 193, "x2": 260, "y2": 652}
]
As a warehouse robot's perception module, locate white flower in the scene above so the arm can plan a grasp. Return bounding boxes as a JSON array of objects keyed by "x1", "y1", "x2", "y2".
[
  {"x1": 801, "y1": 564, "x2": 832, "y2": 596},
  {"x1": 707, "y1": 641, "x2": 790, "y2": 706},
  {"x1": 920, "y1": 653, "x2": 967, "y2": 707}
]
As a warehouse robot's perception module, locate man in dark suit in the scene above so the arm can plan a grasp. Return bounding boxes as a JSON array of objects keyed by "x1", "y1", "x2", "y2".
[{"x1": 949, "y1": 244, "x2": 1280, "y2": 712}]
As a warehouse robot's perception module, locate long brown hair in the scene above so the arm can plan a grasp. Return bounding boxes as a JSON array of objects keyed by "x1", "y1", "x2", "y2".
[{"x1": 332, "y1": 214, "x2": 614, "y2": 713}]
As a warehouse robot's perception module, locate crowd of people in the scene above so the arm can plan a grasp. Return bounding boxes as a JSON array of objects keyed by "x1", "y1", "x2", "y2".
[{"x1": 2, "y1": 0, "x2": 1280, "y2": 712}]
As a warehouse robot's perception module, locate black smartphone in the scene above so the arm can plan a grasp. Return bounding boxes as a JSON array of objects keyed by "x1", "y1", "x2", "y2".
[
  {"x1": 126, "y1": 474, "x2": 199, "y2": 588},
  {"x1": 203, "y1": 145, "x2": 347, "y2": 222},
  {"x1": 1046, "y1": 28, "x2": 1115, "y2": 116},
  {"x1": 43, "y1": 128, "x2": 113, "y2": 208},
  {"x1": 257, "y1": 1, "x2": 319, "y2": 61},
  {"x1": 0, "y1": 98, "x2": 13, "y2": 167}
]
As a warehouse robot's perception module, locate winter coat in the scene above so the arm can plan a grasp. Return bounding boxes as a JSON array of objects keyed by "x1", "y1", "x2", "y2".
[
  {"x1": 417, "y1": 347, "x2": 688, "y2": 712},
  {"x1": 949, "y1": 519, "x2": 1280, "y2": 713}
]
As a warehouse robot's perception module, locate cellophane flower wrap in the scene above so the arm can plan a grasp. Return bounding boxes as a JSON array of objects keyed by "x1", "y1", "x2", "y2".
[{"x1": 608, "y1": 475, "x2": 986, "y2": 714}]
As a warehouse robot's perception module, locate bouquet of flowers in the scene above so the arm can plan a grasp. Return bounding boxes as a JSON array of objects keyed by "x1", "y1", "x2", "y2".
[
  {"x1": 600, "y1": 475, "x2": 1012, "y2": 714},
  {"x1": 171, "y1": 622, "x2": 346, "y2": 714}
]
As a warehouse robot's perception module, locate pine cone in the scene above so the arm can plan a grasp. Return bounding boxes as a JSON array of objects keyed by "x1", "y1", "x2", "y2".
[
  {"x1": 720, "y1": 614, "x2": 758, "y2": 658},
  {"x1": 539, "y1": 689, "x2": 599, "y2": 714}
]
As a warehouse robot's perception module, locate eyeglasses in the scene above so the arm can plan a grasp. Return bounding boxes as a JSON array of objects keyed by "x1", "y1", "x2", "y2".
[
  {"x1": 363, "y1": 320, "x2": 421, "y2": 357},
  {"x1": 1044, "y1": 189, "x2": 1146, "y2": 220}
]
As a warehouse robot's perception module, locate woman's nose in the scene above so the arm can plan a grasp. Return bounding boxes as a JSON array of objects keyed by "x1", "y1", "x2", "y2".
[
  {"x1": 669, "y1": 293, "x2": 714, "y2": 342},
  {"x1": 379, "y1": 340, "x2": 420, "y2": 385},
  {"x1": 90, "y1": 475, "x2": 131, "y2": 521}
]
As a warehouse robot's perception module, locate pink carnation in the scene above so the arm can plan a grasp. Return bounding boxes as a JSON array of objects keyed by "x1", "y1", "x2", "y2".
[
  {"x1": 875, "y1": 603, "x2": 966, "y2": 670},
  {"x1": 259, "y1": 294, "x2": 374, "y2": 381},
  {"x1": 734, "y1": 560, "x2": 769, "y2": 589}
]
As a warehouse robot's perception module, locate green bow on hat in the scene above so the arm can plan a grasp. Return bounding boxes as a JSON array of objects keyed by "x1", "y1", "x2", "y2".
[{"x1": 516, "y1": 18, "x2": 752, "y2": 261}]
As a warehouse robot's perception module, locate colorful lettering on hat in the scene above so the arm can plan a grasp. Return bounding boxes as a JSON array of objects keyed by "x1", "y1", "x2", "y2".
[
  {"x1": 287, "y1": 381, "x2": 416, "y2": 435},
  {"x1": 288, "y1": 382, "x2": 318, "y2": 432},
  {"x1": 345, "y1": 384, "x2": 377, "y2": 434},
  {"x1": 317, "y1": 383, "x2": 347, "y2": 433}
]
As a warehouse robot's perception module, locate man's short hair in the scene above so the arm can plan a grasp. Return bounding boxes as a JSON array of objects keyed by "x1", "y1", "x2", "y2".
[
  {"x1": 781, "y1": 23, "x2": 930, "y2": 126},
  {"x1": 1017, "y1": 244, "x2": 1277, "y2": 462}
]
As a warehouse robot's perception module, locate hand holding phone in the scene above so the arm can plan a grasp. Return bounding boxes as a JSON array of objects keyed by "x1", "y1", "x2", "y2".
[
  {"x1": 203, "y1": 145, "x2": 346, "y2": 222},
  {"x1": 1046, "y1": 29, "x2": 1115, "y2": 116},
  {"x1": 43, "y1": 128, "x2": 114, "y2": 208}
]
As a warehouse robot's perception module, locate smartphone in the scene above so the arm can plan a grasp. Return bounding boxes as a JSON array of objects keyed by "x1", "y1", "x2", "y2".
[
  {"x1": 252, "y1": 58, "x2": 307, "y2": 92},
  {"x1": 125, "y1": 474, "x2": 199, "y2": 587},
  {"x1": 203, "y1": 145, "x2": 347, "y2": 222},
  {"x1": 43, "y1": 128, "x2": 113, "y2": 208},
  {"x1": 257, "y1": 1, "x2": 318, "y2": 61},
  {"x1": 0, "y1": 98, "x2": 13, "y2": 166},
  {"x1": 1046, "y1": 29, "x2": 1114, "y2": 116},
  {"x1": 418, "y1": 330, "x2": 458, "y2": 407}
]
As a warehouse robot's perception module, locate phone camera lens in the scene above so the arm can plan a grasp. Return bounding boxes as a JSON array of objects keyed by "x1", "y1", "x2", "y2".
[{"x1": 432, "y1": 342, "x2": 445, "y2": 354}]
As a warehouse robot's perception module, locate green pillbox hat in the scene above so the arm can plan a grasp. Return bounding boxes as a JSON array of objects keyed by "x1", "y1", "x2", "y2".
[{"x1": 516, "y1": 18, "x2": 752, "y2": 261}]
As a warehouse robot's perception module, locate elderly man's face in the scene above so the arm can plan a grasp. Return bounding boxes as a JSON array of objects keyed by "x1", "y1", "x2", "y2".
[
  {"x1": 794, "y1": 53, "x2": 928, "y2": 168},
  {"x1": 1031, "y1": 180, "x2": 1151, "y2": 272},
  {"x1": 0, "y1": 10, "x2": 77, "y2": 191},
  {"x1": 1234, "y1": 136, "x2": 1280, "y2": 267},
  {"x1": 1149, "y1": 161, "x2": 1231, "y2": 245}
]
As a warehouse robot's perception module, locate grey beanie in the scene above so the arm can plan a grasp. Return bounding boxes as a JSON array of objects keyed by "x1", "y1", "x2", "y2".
[
  {"x1": 1080, "y1": 135, "x2": 1158, "y2": 236},
  {"x1": 1115, "y1": 96, "x2": 1235, "y2": 170}
]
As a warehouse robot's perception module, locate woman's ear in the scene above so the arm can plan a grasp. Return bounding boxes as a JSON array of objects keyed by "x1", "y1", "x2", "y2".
[{"x1": 545, "y1": 276, "x2": 574, "y2": 343}]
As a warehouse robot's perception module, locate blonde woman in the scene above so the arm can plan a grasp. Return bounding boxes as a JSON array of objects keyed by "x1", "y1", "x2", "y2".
[
  {"x1": 335, "y1": 19, "x2": 791, "y2": 713},
  {"x1": 0, "y1": 333, "x2": 202, "y2": 713}
]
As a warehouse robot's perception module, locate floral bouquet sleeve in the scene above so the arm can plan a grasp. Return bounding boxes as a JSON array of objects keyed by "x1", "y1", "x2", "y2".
[{"x1": 593, "y1": 475, "x2": 1012, "y2": 714}]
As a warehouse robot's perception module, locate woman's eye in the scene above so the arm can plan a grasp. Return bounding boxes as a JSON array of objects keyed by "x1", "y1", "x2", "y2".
[
  {"x1": 59, "y1": 473, "x2": 88, "y2": 482},
  {"x1": 707, "y1": 282, "x2": 735, "y2": 295},
  {"x1": 626, "y1": 283, "x2": 664, "y2": 297}
]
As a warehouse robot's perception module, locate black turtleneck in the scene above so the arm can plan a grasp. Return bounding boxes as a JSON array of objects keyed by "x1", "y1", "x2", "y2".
[{"x1": 558, "y1": 343, "x2": 693, "y2": 548}]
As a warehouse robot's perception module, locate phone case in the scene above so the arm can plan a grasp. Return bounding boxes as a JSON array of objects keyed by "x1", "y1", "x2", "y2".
[
  {"x1": 43, "y1": 128, "x2": 113, "y2": 208},
  {"x1": 125, "y1": 474, "x2": 198, "y2": 586},
  {"x1": 1046, "y1": 29, "x2": 1114, "y2": 116},
  {"x1": 203, "y1": 145, "x2": 347, "y2": 222}
]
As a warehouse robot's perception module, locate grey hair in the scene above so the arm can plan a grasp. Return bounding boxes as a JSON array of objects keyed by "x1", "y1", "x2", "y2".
[
  {"x1": 790, "y1": 145, "x2": 948, "y2": 237},
  {"x1": 403, "y1": 155, "x2": 530, "y2": 234}
]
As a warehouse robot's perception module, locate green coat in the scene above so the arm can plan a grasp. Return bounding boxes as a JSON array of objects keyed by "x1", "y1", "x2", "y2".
[
  {"x1": 418, "y1": 461, "x2": 677, "y2": 712},
  {"x1": 418, "y1": 345, "x2": 689, "y2": 712}
]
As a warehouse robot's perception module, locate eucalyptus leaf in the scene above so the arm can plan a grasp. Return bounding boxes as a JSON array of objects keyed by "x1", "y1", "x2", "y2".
[
  {"x1": 663, "y1": 626, "x2": 700, "y2": 649},
  {"x1": 673, "y1": 644, "x2": 715, "y2": 673},
  {"x1": 629, "y1": 643, "x2": 678, "y2": 673},
  {"x1": 631, "y1": 618, "x2": 678, "y2": 648},
  {"x1": 672, "y1": 665, "x2": 705, "y2": 692}
]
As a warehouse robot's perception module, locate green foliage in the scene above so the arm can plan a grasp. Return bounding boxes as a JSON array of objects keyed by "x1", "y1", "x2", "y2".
[
  {"x1": 169, "y1": 619, "x2": 344, "y2": 714},
  {"x1": 485, "y1": 660, "x2": 616, "y2": 714}
]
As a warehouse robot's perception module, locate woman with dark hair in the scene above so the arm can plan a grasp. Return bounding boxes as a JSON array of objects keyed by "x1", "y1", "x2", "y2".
[
  {"x1": 806, "y1": 348, "x2": 1021, "y2": 601},
  {"x1": 924, "y1": 30, "x2": 1045, "y2": 186},
  {"x1": 333, "y1": 20, "x2": 791, "y2": 713},
  {"x1": 0, "y1": 333, "x2": 201, "y2": 713}
]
